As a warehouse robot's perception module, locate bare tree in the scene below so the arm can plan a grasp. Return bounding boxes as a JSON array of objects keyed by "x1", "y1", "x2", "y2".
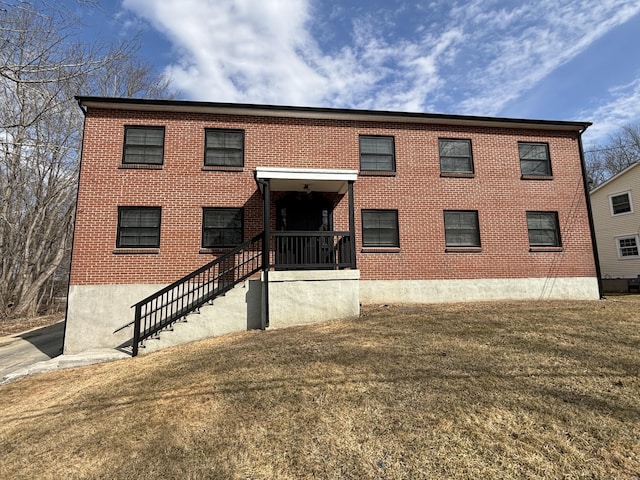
[
  {"x1": 88, "y1": 47, "x2": 175, "y2": 99},
  {"x1": 0, "y1": 1, "x2": 174, "y2": 318},
  {"x1": 585, "y1": 124, "x2": 640, "y2": 188}
]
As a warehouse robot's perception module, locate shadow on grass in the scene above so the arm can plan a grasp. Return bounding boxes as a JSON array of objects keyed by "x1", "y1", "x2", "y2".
[
  {"x1": 8, "y1": 313, "x2": 639, "y2": 423},
  {"x1": 2, "y1": 300, "x2": 640, "y2": 479}
]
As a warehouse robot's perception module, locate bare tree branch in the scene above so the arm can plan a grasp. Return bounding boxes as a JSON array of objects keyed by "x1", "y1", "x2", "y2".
[
  {"x1": 585, "y1": 123, "x2": 640, "y2": 189},
  {"x1": 0, "y1": 0, "x2": 175, "y2": 319}
]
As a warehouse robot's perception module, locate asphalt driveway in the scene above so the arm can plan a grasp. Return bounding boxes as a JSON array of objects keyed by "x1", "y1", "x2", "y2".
[{"x1": 0, "y1": 321, "x2": 64, "y2": 380}]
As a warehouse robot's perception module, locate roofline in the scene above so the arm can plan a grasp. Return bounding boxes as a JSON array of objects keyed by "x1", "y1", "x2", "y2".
[
  {"x1": 589, "y1": 161, "x2": 640, "y2": 194},
  {"x1": 75, "y1": 96, "x2": 591, "y2": 132}
]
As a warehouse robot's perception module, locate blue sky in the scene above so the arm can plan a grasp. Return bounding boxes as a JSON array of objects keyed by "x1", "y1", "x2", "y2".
[{"x1": 71, "y1": 0, "x2": 640, "y2": 146}]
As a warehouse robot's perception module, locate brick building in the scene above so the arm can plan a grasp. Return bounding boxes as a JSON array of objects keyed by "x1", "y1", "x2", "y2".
[{"x1": 65, "y1": 97, "x2": 600, "y2": 355}]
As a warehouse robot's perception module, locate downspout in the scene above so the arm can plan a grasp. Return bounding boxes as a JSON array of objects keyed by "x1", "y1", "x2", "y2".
[
  {"x1": 348, "y1": 181, "x2": 356, "y2": 268},
  {"x1": 577, "y1": 130, "x2": 604, "y2": 299}
]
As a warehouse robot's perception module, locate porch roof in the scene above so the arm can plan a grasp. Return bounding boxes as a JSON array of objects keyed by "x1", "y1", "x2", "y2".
[{"x1": 255, "y1": 167, "x2": 358, "y2": 194}]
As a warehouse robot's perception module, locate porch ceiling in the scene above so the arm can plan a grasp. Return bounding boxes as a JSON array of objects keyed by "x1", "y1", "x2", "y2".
[{"x1": 255, "y1": 167, "x2": 358, "y2": 194}]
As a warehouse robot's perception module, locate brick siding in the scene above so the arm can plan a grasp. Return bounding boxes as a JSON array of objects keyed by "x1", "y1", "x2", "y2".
[{"x1": 70, "y1": 107, "x2": 596, "y2": 285}]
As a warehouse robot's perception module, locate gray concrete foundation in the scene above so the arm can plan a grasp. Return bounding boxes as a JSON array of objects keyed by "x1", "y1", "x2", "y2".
[
  {"x1": 359, "y1": 277, "x2": 600, "y2": 304},
  {"x1": 266, "y1": 270, "x2": 361, "y2": 329},
  {"x1": 65, "y1": 274, "x2": 598, "y2": 355}
]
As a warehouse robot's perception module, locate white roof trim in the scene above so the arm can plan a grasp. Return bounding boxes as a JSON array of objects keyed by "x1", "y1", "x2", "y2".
[
  {"x1": 255, "y1": 167, "x2": 358, "y2": 182},
  {"x1": 255, "y1": 167, "x2": 357, "y2": 194}
]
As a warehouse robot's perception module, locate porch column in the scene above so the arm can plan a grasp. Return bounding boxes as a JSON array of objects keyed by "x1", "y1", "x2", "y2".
[
  {"x1": 262, "y1": 179, "x2": 270, "y2": 329},
  {"x1": 348, "y1": 180, "x2": 356, "y2": 269}
]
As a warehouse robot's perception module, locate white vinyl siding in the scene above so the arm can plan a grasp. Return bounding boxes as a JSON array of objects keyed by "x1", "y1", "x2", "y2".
[{"x1": 590, "y1": 163, "x2": 640, "y2": 278}]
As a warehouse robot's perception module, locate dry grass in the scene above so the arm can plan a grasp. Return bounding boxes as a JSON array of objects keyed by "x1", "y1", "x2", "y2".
[
  {"x1": 0, "y1": 313, "x2": 64, "y2": 337},
  {"x1": 1, "y1": 297, "x2": 639, "y2": 479}
]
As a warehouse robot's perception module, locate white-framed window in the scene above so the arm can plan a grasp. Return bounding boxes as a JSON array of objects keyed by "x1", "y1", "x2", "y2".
[
  {"x1": 609, "y1": 191, "x2": 633, "y2": 216},
  {"x1": 616, "y1": 235, "x2": 639, "y2": 258}
]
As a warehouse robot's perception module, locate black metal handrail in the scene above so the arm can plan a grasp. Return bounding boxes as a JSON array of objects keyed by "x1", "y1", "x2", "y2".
[
  {"x1": 270, "y1": 231, "x2": 355, "y2": 270},
  {"x1": 123, "y1": 230, "x2": 354, "y2": 356},
  {"x1": 129, "y1": 233, "x2": 264, "y2": 356}
]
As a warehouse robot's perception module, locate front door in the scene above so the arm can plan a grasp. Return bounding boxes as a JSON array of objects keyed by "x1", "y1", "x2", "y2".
[{"x1": 276, "y1": 194, "x2": 333, "y2": 269}]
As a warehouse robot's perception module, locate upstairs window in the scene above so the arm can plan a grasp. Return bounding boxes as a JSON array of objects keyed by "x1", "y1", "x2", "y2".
[
  {"x1": 205, "y1": 129, "x2": 244, "y2": 167},
  {"x1": 359, "y1": 136, "x2": 395, "y2": 172},
  {"x1": 610, "y1": 192, "x2": 632, "y2": 215},
  {"x1": 202, "y1": 208, "x2": 244, "y2": 248},
  {"x1": 361, "y1": 209, "x2": 399, "y2": 247},
  {"x1": 123, "y1": 126, "x2": 164, "y2": 165},
  {"x1": 439, "y1": 139, "x2": 474, "y2": 175},
  {"x1": 117, "y1": 207, "x2": 161, "y2": 248},
  {"x1": 444, "y1": 210, "x2": 480, "y2": 247},
  {"x1": 527, "y1": 211, "x2": 561, "y2": 247},
  {"x1": 519, "y1": 142, "x2": 551, "y2": 177}
]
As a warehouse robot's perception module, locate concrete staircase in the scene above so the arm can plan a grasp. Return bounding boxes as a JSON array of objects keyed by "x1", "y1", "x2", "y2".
[{"x1": 137, "y1": 279, "x2": 262, "y2": 354}]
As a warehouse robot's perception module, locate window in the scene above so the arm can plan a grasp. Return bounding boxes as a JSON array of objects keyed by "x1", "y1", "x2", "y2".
[
  {"x1": 519, "y1": 142, "x2": 551, "y2": 176},
  {"x1": 123, "y1": 126, "x2": 164, "y2": 165},
  {"x1": 361, "y1": 210, "x2": 399, "y2": 247},
  {"x1": 439, "y1": 139, "x2": 473, "y2": 174},
  {"x1": 205, "y1": 129, "x2": 244, "y2": 167},
  {"x1": 202, "y1": 208, "x2": 244, "y2": 248},
  {"x1": 444, "y1": 210, "x2": 480, "y2": 247},
  {"x1": 610, "y1": 192, "x2": 632, "y2": 215},
  {"x1": 117, "y1": 207, "x2": 161, "y2": 248},
  {"x1": 359, "y1": 136, "x2": 395, "y2": 172},
  {"x1": 617, "y1": 236, "x2": 639, "y2": 258},
  {"x1": 527, "y1": 211, "x2": 561, "y2": 247}
]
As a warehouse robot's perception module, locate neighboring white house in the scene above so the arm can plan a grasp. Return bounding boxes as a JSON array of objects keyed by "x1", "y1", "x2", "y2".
[{"x1": 590, "y1": 162, "x2": 640, "y2": 291}]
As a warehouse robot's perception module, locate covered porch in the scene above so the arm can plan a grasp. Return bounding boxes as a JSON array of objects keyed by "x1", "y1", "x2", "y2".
[
  {"x1": 123, "y1": 167, "x2": 361, "y2": 355},
  {"x1": 255, "y1": 167, "x2": 358, "y2": 271}
]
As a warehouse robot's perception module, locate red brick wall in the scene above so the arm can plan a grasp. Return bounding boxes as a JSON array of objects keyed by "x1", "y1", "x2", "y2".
[{"x1": 70, "y1": 107, "x2": 596, "y2": 285}]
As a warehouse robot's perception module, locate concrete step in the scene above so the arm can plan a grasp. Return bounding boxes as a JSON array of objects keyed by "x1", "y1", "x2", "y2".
[{"x1": 139, "y1": 280, "x2": 261, "y2": 354}]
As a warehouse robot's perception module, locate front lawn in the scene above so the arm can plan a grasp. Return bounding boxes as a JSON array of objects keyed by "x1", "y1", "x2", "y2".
[{"x1": 1, "y1": 297, "x2": 639, "y2": 479}]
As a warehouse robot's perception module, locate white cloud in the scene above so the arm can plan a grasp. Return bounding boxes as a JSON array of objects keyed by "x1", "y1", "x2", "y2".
[
  {"x1": 123, "y1": 0, "x2": 326, "y2": 105},
  {"x1": 452, "y1": 0, "x2": 640, "y2": 115},
  {"x1": 120, "y1": 0, "x2": 467, "y2": 108},
  {"x1": 119, "y1": 0, "x2": 640, "y2": 131},
  {"x1": 582, "y1": 77, "x2": 640, "y2": 144}
]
